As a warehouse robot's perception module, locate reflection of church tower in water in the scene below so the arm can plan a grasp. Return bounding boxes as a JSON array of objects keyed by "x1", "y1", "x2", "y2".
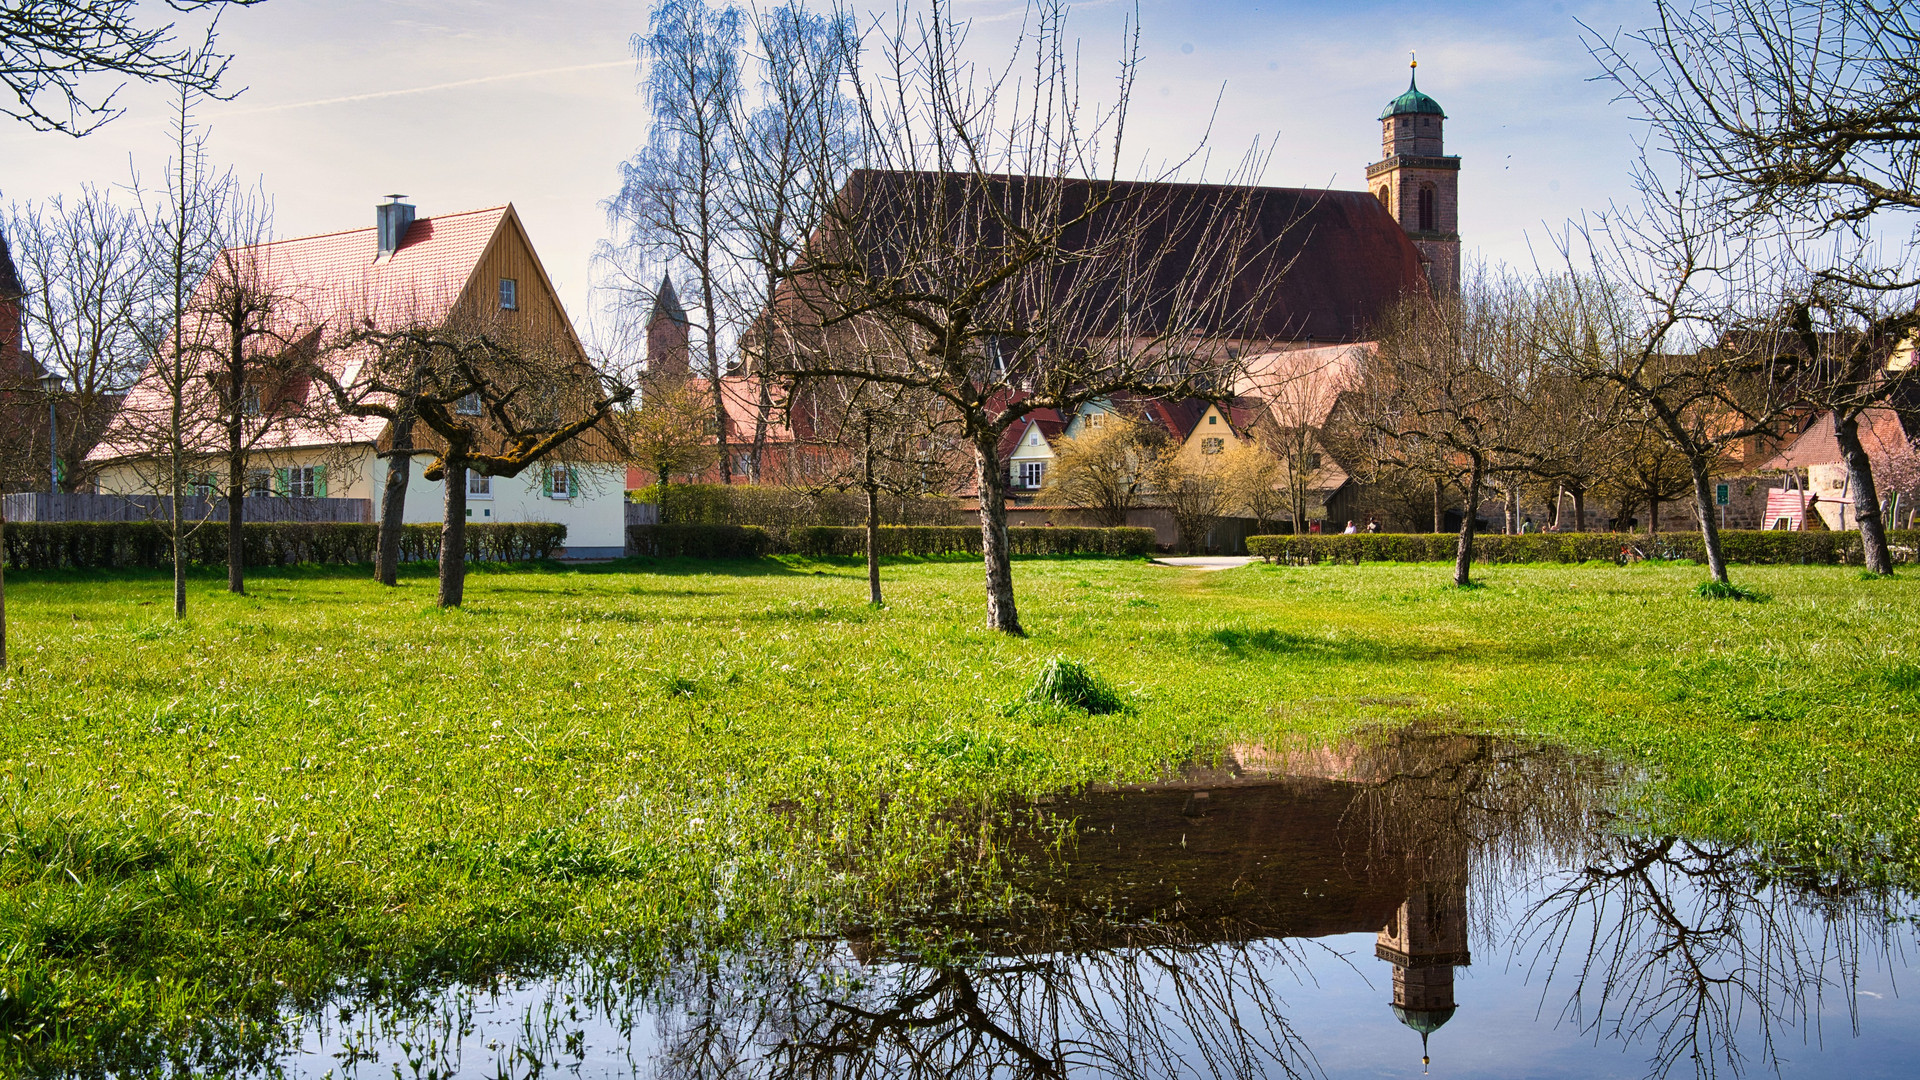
[{"x1": 1376, "y1": 878, "x2": 1471, "y2": 1071}]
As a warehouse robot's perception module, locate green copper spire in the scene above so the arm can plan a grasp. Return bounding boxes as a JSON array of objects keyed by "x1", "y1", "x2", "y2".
[{"x1": 1381, "y1": 52, "x2": 1446, "y2": 119}]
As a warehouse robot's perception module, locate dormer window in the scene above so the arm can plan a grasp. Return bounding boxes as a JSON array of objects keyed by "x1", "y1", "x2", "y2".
[
  {"x1": 240, "y1": 385, "x2": 262, "y2": 417},
  {"x1": 456, "y1": 392, "x2": 483, "y2": 416},
  {"x1": 499, "y1": 278, "x2": 518, "y2": 310}
]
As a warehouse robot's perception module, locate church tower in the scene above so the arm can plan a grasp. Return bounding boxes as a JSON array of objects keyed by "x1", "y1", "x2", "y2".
[
  {"x1": 1366, "y1": 56, "x2": 1461, "y2": 296},
  {"x1": 645, "y1": 275, "x2": 691, "y2": 378}
]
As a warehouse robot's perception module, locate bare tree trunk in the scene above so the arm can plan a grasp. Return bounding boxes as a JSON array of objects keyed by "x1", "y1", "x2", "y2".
[
  {"x1": 701, "y1": 273, "x2": 731, "y2": 485},
  {"x1": 173, "y1": 517, "x2": 187, "y2": 616},
  {"x1": 750, "y1": 375, "x2": 774, "y2": 484},
  {"x1": 439, "y1": 463, "x2": 468, "y2": 608},
  {"x1": 1, "y1": 505, "x2": 8, "y2": 671},
  {"x1": 864, "y1": 413, "x2": 883, "y2": 606},
  {"x1": 377, "y1": 417, "x2": 414, "y2": 587},
  {"x1": 1572, "y1": 486, "x2": 1587, "y2": 532},
  {"x1": 1834, "y1": 408, "x2": 1893, "y2": 574},
  {"x1": 1689, "y1": 460, "x2": 1729, "y2": 583},
  {"x1": 1455, "y1": 457, "x2": 1483, "y2": 587},
  {"x1": 1433, "y1": 476, "x2": 1444, "y2": 534},
  {"x1": 227, "y1": 381, "x2": 245, "y2": 594},
  {"x1": 1648, "y1": 492, "x2": 1661, "y2": 534},
  {"x1": 973, "y1": 437, "x2": 1023, "y2": 635},
  {"x1": 866, "y1": 484, "x2": 882, "y2": 606},
  {"x1": 1504, "y1": 482, "x2": 1518, "y2": 534}
]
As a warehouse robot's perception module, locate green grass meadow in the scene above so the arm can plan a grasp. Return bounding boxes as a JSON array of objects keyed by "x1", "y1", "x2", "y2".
[{"x1": 3, "y1": 554, "x2": 1919, "y2": 1069}]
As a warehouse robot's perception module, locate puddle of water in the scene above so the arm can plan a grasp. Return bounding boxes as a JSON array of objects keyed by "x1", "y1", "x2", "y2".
[{"x1": 260, "y1": 731, "x2": 1919, "y2": 1078}]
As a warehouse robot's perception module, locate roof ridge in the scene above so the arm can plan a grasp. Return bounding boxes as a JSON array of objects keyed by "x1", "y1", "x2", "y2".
[{"x1": 246, "y1": 204, "x2": 512, "y2": 250}]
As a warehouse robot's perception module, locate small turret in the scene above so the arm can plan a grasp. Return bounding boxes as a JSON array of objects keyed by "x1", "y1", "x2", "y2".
[{"x1": 646, "y1": 275, "x2": 691, "y2": 377}]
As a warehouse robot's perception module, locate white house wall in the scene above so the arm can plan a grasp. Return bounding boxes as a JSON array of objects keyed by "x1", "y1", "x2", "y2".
[{"x1": 371, "y1": 451, "x2": 626, "y2": 557}]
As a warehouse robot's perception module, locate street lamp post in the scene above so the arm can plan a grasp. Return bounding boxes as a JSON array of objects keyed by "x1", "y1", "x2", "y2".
[{"x1": 37, "y1": 372, "x2": 64, "y2": 493}]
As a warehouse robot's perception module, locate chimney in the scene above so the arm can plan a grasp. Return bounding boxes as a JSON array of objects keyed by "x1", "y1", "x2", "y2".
[{"x1": 376, "y1": 195, "x2": 415, "y2": 257}]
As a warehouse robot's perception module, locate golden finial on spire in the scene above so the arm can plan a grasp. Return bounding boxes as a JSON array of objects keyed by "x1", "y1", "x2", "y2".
[{"x1": 1411, "y1": 50, "x2": 1418, "y2": 70}]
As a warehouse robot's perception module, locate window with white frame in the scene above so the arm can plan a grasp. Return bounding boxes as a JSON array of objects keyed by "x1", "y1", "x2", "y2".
[
  {"x1": 192, "y1": 473, "x2": 216, "y2": 497},
  {"x1": 284, "y1": 465, "x2": 321, "y2": 498},
  {"x1": 240, "y1": 385, "x2": 262, "y2": 417},
  {"x1": 245, "y1": 469, "x2": 273, "y2": 497},
  {"x1": 1201, "y1": 436, "x2": 1225, "y2": 455},
  {"x1": 499, "y1": 278, "x2": 518, "y2": 310},
  {"x1": 468, "y1": 472, "x2": 492, "y2": 498},
  {"x1": 1019, "y1": 461, "x2": 1045, "y2": 489},
  {"x1": 546, "y1": 464, "x2": 573, "y2": 498},
  {"x1": 456, "y1": 392, "x2": 483, "y2": 415}
]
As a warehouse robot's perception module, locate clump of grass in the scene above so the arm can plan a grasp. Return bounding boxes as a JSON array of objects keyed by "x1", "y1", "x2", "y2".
[
  {"x1": 1695, "y1": 579, "x2": 1768, "y2": 602},
  {"x1": 1021, "y1": 657, "x2": 1125, "y2": 715}
]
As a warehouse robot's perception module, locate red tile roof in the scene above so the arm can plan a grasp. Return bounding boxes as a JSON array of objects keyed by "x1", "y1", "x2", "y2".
[
  {"x1": 1760, "y1": 408, "x2": 1911, "y2": 472},
  {"x1": 91, "y1": 206, "x2": 516, "y2": 460}
]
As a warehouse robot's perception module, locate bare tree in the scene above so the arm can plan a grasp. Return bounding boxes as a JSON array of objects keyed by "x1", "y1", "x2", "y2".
[
  {"x1": 1544, "y1": 179, "x2": 1807, "y2": 586},
  {"x1": 109, "y1": 89, "x2": 235, "y2": 617},
  {"x1": 1, "y1": 0, "x2": 266, "y2": 135},
  {"x1": 328, "y1": 315, "x2": 631, "y2": 607},
  {"x1": 723, "y1": 0, "x2": 857, "y2": 481},
  {"x1": 1350, "y1": 265, "x2": 1535, "y2": 586},
  {"x1": 4, "y1": 188, "x2": 158, "y2": 493},
  {"x1": 1590, "y1": 0, "x2": 1920, "y2": 570},
  {"x1": 797, "y1": 376, "x2": 966, "y2": 604},
  {"x1": 1588, "y1": 0, "x2": 1920, "y2": 248},
  {"x1": 607, "y1": 0, "x2": 745, "y2": 484},
  {"x1": 1776, "y1": 291, "x2": 1920, "y2": 572},
  {"x1": 764, "y1": 0, "x2": 1287, "y2": 634},
  {"x1": 178, "y1": 202, "x2": 328, "y2": 596},
  {"x1": 1151, "y1": 450, "x2": 1230, "y2": 554}
]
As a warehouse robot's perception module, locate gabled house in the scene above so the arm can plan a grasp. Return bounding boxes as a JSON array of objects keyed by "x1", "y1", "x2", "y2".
[{"x1": 89, "y1": 200, "x2": 627, "y2": 557}]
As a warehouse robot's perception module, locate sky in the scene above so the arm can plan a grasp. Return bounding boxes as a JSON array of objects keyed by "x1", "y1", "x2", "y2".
[{"x1": 3, "y1": 0, "x2": 1658, "y2": 349}]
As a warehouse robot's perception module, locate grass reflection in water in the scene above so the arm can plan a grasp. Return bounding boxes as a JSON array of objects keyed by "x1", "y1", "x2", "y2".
[{"x1": 271, "y1": 729, "x2": 1918, "y2": 1080}]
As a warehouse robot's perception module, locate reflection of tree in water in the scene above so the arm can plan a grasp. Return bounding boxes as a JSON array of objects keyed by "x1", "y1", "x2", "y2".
[
  {"x1": 648, "y1": 930, "x2": 1326, "y2": 1080},
  {"x1": 639, "y1": 730, "x2": 1914, "y2": 1080},
  {"x1": 1518, "y1": 833, "x2": 1915, "y2": 1080},
  {"x1": 261, "y1": 729, "x2": 1916, "y2": 1080}
]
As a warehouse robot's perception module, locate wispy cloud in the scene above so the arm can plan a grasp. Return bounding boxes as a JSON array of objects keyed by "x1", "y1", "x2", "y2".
[{"x1": 211, "y1": 60, "x2": 632, "y2": 119}]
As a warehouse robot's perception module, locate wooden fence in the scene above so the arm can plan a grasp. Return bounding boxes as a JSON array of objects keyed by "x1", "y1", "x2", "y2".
[
  {"x1": 624, "y1": 502, "x2": 660, "y2": 527},
  {"x1": 2, "y1": 492, "x2": 373, "y2": 524}
]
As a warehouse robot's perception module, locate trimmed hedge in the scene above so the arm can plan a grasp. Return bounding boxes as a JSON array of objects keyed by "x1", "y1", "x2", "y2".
[
  {"x1": 625, "y1": 524, "x2": 776, "y2": 559},
  {"x1": 1245, "y1": 529, "x2": 1919, "y2": 567},
  {"x1": 627, "y1": 523, "x2": 1155, "y2": 559},
  {"x1": 2, "y1": 521, "x2": 567, "y2": 571},
  {"x1": 632, "y1": 484, "x2": 962, "y2": 529}
]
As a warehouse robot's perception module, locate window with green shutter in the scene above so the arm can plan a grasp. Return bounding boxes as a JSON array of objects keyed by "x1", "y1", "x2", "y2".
[
  {"x1": 274, "y1": 467, "x2": 290, "y2": 496},
  {"x1": 313, "y1": 466, "x2": 327, "y2": 498}
]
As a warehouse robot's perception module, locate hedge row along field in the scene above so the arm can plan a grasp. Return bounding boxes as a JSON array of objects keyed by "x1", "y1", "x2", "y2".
[
  {"x1": 1, "y1": 521, "x2": 568, "y2": 571},
  {"x1": 1246, "y1": 529, "x2": 1920, "y2": 566},
  {"x1": 631, "y1": 483, "x2": 963, "y2": 529},
  {"x1": 626, "y1": 524, "x2": 1157, "y2": 559}
]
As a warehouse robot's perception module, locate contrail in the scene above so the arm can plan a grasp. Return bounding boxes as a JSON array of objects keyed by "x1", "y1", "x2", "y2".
[{"x1": 213, "y1": 60, "x2": 633, "y2": 118}]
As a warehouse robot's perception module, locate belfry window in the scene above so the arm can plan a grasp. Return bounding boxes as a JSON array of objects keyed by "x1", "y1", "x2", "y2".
[{"x1": 1418, "y1": 185, "x2": 1436, "y2": 232}]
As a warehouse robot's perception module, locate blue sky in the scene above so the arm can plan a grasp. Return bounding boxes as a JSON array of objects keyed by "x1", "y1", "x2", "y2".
[{"x1": 3, "y1": 0, "x2": 1656, "y2": 345}]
